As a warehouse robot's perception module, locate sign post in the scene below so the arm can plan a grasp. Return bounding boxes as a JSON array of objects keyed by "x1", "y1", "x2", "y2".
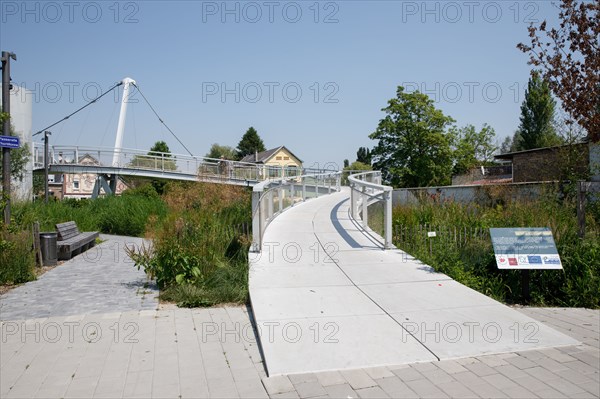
[
  {"x1": 1, "y1": 50, "x2": 16, "y2": 225},
  {"x1": 490, "y1": 227, "x2": 563, "y2": 303}
]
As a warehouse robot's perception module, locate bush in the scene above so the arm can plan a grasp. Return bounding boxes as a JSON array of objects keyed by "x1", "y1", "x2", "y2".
[{"x1": 0, "y1": 228, "x2": 36, "y2": 285}]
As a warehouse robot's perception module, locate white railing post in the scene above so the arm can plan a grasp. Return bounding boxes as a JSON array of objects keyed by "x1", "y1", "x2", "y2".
[
  {"x1": 268, "y1": 190, "x2": 274, "y2": 218},
  {"x1": 384, "y1": 189, "x2": 393, "y2": 249},
  {"x1": 278, "y1": 186, "x2": 283, "y2": 212},
  {"x1": 350, "y1": 183, "x2": 355, "y2": 218},
  {"x1": 251, "y1": 190, "x2": 262, "y2": 252},
  {"x1": 362, "y1": 185, "x2": 368, "y2": 228},
  {"x1": 302, "y1": 179, "x2": 306, "y2": 200},
  {"x1": 290, "y1": 184, "x2": 295, "y2": 206},
  {"x1": 348, "y1": 171, "x2": 394, "y2": 250}
]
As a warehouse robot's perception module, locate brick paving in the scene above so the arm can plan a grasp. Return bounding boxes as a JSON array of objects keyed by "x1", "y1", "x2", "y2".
[{"x1": 0, "y1": 235, "x2": 158, "y2": 321}]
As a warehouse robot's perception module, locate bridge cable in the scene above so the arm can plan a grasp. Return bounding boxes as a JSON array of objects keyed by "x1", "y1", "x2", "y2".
[
  {"x1": 132, "y1": 83, "x2": 195, "y2": 157},
  {"x1": 33, "y1": 81, "x2": 123, "y2": 137}
]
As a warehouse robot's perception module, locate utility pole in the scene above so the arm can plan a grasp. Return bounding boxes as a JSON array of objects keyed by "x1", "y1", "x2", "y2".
[
  {"x1": 44, "y1": 131, "x2": 51, "y2": 204},
  {"x1": 1, "y1": 51, "x2": 17, "y2": 225}
]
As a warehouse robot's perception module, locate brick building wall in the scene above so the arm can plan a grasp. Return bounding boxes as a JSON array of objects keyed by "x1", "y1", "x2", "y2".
[{"x1": 509, "y1": 143, "x2": 589, "y2": 183}]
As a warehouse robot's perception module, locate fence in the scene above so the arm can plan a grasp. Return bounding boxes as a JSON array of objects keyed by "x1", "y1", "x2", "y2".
[
  {"x1": 348, "y1": 171, "x2": 394, "y2": 249},
  {"x1": 251, "y1": 171, "x2": 341, "y2": 252}
]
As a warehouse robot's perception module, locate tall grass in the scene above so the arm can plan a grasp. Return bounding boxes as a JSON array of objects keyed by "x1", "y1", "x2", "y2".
[
  {"x1": 0, "y1": 228, "x2": 36, "y2": 285},
  {"x1": 128, "y1": 182, "x2": 252, "y2": 307},
  {"x1": 12, "y1": 187, "x2": 167, "y2": 236},
  {"x1": 392, "y1": 192, "x2": 600, "y2": 308}
]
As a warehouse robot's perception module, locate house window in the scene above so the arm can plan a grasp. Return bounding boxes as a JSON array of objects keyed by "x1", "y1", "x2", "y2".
[
  {"x1": 73, "y1": 179, "x2": 80, "y2": 190},
  {"x1": 269, "y1": 167, "x2": 280, "y2": 178},
  {"x1": 286, "y1": 165, "x2": 299, "y2": 177},
  {"x1": 283, "y1": 156, "x2": 290, "y2": 160},
  {"x1": 276, "y1": 156, "x2": 282, "y2": 160}
]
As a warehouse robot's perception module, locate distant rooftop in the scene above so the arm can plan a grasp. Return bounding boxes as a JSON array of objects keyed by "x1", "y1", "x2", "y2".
[{"x1": 240, "y1": 146, "x2": 303, "y2": 164}]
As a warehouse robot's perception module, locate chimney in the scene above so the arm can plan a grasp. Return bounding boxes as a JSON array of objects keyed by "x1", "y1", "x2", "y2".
[{"x1": 255, "y1": 150, "x2": 258, "y2": 162}]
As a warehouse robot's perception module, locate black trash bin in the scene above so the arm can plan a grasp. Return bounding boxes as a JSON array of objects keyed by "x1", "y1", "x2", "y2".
[{"x1": 39, "y1": 232, "x2": 57, "y2": 266}]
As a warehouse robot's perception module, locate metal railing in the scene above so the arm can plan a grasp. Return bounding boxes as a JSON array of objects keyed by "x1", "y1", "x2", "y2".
[
  {"x1": 348, "y1": 171, "x2": 394, "y2": 249},
  {"x1": 32, "y1": 143, "x2": 313, "y2": 183},
  {"x1": 251, "y1": 171, "x2": 342, "y2": 252}
]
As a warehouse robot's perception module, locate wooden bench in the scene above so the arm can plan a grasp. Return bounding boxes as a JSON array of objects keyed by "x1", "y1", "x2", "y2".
[{"x1": 56, "y1": 221, "x2": 99, "y2": 260}]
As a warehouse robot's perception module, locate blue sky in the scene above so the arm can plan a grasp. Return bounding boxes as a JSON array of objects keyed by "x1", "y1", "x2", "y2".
[{"x1": 1, "y1": 1, "x2": 561, "y2": 169}]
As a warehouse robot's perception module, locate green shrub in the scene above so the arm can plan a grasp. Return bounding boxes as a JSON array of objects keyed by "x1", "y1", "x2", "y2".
[{"x1": 0, "y1": 228, "x2": 36, "y2": 285}]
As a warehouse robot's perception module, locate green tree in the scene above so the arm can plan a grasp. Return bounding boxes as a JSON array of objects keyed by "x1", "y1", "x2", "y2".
[
  {"x1": 451, "y1": 124, "x2": 497, "y2": 176},
  {"x1": 236, "y1": 127, "x2": 266, "y2": 160},
  {"x1": 130, "y1": 141, "x2": 177, "y2": 171},
  {"x1": 356, "y1": 147, "x2": 372, "y2": 165},
  {"x1": 342, "y1": 161, "x2": 372, "y2": 185},
  {"x1": 205, "y1": 143, "x2": 237, "y2": 160},
  {"x1": 129, "y1": 141, "x2": 177, "y2": 195},
  {"x1": 499, "y1": 136, "x2": 513, "y2": 154},
  {"x1": 148, "y1": 140, "x2": 172, "y2": 157},
  {"x1": 516, "y1": 72, "x2": 562, "y2": 150},
  {"x1": 369, "y1": 87, "x2": 455, "y2": 187},
  {"x1": 501, "y1": 130, "x2": 523, "y2": 153},
  {"x1": 0, "y1": 113, "x2": 30, "y2": 182},
  {"x1": 345, "y1": 161, "x2": 372, "y2": 172}
]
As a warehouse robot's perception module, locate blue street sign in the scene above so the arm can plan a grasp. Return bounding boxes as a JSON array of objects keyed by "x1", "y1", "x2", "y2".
[{"x1": 0, "y1": 135, "x2": 20, "y2": 149}]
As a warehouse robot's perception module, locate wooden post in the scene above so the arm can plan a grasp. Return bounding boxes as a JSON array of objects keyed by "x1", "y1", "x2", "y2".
[
  {"x1": 32, "y1": 221, "x2": 43, "y2": 267},
  {"x1": 521, "y1": 269, "x2": 531, "y2": 303},
  {"x1": 577, "y1": 181, "x2": 587, "y2": 239}
]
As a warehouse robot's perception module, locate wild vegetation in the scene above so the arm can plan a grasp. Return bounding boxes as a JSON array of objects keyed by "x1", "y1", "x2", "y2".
[
  {"x1": 127, "y1": 182, "x2": 252, "y2": 307},
  {"x1": 12, "y1": 185, "x2": 167, "y2": 236},
  {"x1": 0, "y1": 217, "x2": 36, "y2": 285},
  {"x1": 392, "y1": 188, "x2": 600, "y2": 308}
]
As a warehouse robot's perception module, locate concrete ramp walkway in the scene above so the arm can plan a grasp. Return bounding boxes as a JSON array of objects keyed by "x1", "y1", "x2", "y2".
[{"x1": 249, "y1": 188, "x2": 578, "y2": 376}]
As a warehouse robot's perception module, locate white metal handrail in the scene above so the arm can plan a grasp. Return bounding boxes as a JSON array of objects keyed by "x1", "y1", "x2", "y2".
[
  {"x1": 251, "y1": 171, "x2": 342, "y2": 252},
  {"x1": 32, "y1": 143, "x2": 314, "y2": 182},
  {"x1": 348, "y1": 171, "x2": 394, "y2": 249}
]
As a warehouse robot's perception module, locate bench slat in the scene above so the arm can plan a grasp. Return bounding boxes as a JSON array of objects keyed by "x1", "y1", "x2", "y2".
[{"x1": 55, "y1": 221, "x2": 99, "y2": 260}]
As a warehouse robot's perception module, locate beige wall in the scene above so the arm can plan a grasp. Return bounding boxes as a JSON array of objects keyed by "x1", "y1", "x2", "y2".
[
  {"x1": 264, "y1": 148, "x2": 302, "y2": 169},
  {"x1": 263, "y1": 148, "x2": 302, "y2": 178}
]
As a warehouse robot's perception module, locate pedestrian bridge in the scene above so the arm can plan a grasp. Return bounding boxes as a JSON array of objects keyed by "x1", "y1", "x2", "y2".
[
  {"x1": 32, "y1": 144, "x2": 314, "y2": 195},
  {"x1": 248, "y1": 171, "x2": 579, "y2": 376}
]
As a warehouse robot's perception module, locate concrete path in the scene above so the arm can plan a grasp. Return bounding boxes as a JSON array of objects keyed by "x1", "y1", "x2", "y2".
[
  {"x1": 249, "y1": 189, "x2": 579, "y2": 376},
  {"x1": 0, "y1": 235, "x2": 158, "y2": 321}
]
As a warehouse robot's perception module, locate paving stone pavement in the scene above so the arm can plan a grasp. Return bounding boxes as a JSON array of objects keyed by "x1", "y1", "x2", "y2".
[
  {"x1": 0, "y1": 235, "x2": 158, "y2": 321},
  {"x1": 261, "y1": 307, "x2": 599, "y2": 399}
]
